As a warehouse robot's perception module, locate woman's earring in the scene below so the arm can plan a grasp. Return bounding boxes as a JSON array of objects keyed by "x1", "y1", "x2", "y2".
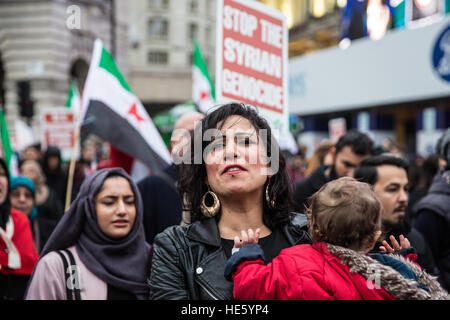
[
  {"x1": 201, "y1": 186, "x2": 220, "y2": 218},
  {"x1": 265, "y1": 179, "x2": 276, "y2": 209}
]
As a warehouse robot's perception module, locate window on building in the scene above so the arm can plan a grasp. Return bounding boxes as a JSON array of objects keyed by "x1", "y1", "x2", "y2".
[
  {"x1": 189, "y1": 0, "x2": 199, "y2": 13},
  {"x1": 148, "y1": 18, "x2": 169, "y2": 40},
  {"x1": 205, "y1": 25, "x2": 212, "y2": 44},
  {"x1": 149, "y1": 0, "x2": 169, "y2": 9},
  {"x1": 189, "y1": 23, "x2": 198, "y2": 41},
  {"x1": 189, "y1": 51, "x2": 211, "y2": 68},
  {"x1": 308, "y1": 0, "x2": 337, "y2": 18},
  {"x1": 70, "y1": 59, "x2": 89, "y2": 95},
  {"x1": 148, "y1": 51, "x2": 168, "y2": 64}
]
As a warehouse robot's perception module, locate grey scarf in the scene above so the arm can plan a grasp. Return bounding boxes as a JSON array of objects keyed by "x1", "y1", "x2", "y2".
[{"x1": 38, "y1": 168, "x2": 150, "y2": 299}]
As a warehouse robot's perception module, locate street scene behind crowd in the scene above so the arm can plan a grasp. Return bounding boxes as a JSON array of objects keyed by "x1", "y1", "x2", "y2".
[{"x1": 1, "y1": 0, "x2": 450, "y2": 302}]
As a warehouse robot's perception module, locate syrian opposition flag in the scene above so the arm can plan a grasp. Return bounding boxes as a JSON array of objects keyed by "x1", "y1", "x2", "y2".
[
  {"x1": 192, "y1": 40, "x2": 215, "y2": 114},
  {"x1": 0, "y1": 110, "x2": 19, "y2": 177},
  {"x1": 79, "y1": 39, "x2": 171, "y2": 176},
  {"x1": 65, "y1": 79, "x2": 81, "y2": 116}
]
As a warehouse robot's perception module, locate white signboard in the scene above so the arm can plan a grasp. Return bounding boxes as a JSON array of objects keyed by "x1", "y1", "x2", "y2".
[
  {"x1": 13, "y1": 119, "x2": 35, "y2": 151},
  {"x1": 417, "y1": 129, "x2": 444, "y2": 157},
  {"x1": 41, "y1": 108, "x2": 76, "y2": 160},
  {"x1": 216, "y1": 0, "x2": 289, "y2": 142},
  {"x1": 328, "y1": 117, "x2": 347, "y2": 142}
]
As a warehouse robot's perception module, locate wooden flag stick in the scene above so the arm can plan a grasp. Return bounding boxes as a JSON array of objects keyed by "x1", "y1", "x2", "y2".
[{"x1": 64, "y1": 123, "x2": 80, "y2": 212}]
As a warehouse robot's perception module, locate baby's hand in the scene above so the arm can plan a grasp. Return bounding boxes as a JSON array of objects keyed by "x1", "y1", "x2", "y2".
[
  {"x1": 379, "y1": 234, "x2": 411, "y2": 253},
  {"x1": 233, "y1": 228, "x2": 261, "y2": 250}
]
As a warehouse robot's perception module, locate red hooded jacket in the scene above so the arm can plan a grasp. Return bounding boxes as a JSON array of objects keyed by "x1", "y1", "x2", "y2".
[
  {"x1": 232, "y1": 242, "x2": 396, "y2": 300},
  {"x1": 0, "y1": 208, "x2": 39, "y2": 275}
]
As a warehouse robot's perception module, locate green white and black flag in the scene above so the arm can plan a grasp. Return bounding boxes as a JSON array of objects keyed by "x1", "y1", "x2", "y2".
[
  {"x1": 79, "y1": 39, "x2": 171, "y2": 174},
  {"x1": 192, "y1": 40, "x2": 215, "y2": 113}
]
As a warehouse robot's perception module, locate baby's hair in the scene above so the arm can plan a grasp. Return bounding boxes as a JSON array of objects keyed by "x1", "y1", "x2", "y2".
[{"x1": 306, "y1": 177, "x2": 381, "y2": 252}]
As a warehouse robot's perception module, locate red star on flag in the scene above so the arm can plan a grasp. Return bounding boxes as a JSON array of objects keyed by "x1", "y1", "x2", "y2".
[
  {"x1": 200, "y1": 91, "x2": 210, "y2": 101},
  {"x1": 127, "y1": 103, "x2": 145, "y2": 123}
]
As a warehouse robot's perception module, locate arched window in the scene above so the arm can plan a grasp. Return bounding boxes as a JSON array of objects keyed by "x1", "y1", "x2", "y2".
[{"x1": 69, "y1": 58, "x2": 89, "y2": 95}]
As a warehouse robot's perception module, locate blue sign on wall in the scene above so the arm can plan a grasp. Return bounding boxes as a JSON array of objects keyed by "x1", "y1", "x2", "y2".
[{"x1": 432, "y1": 23, "x2": 450, "y2": 83}]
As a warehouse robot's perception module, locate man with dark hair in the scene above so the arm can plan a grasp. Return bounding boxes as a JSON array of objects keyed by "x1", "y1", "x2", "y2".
[
  {"x1": 137, "y1": 111, "x2": 204, "y2": 244},
  {"x1": 293, "y1": 130, "x2": 374, "y2": 212},
  {"x1": 354, "y1": 155, "x2": 438, "y2": 276},
  {"x1": 413, "y1": 128, "x2": 450, "y2": 291}
]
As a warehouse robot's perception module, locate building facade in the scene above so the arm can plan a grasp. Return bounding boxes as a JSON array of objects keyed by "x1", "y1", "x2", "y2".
[
  {"x1": 0, "y1": 0, "x2": 128, "y2": 148},
  {"x1": 259, "y1": 0, "x2": 344, "y2": 57},
  {"x1": 127, "y1": 0, "x2": 216, "y2": 116}
]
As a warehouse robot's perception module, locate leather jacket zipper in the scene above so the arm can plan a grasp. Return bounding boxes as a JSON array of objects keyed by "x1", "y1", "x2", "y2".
[{"x1": 195, "y1": 279, "x2": 219, "y2": 300}]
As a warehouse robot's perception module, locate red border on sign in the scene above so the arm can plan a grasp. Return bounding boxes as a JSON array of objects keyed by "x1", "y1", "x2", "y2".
[{"x1": 219, "y1": 0, "x2": 285, "y2": 114}]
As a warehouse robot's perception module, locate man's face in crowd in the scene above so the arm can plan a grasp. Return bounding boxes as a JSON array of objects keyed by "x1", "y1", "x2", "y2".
[
  {"x1": 373, "y1": 165, "x2": 409, "y2": 225},
  {"x1": 47, "y1": 155, "x2": 60, "y2": 171},
  {"x1": 22, "y1": 147, "x2": 41, "y2": 162},
  {"x1": 334, "y1": 146, "x2": 371, "y2": 178}
]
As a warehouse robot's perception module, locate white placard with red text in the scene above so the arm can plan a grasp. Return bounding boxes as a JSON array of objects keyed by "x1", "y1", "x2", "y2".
[
  {"x1": 41, "y1": 108, "x2": 76, "y2": 161},
  {"x1": 216, "y1": 0, "x2": 288, "y2": 142}
]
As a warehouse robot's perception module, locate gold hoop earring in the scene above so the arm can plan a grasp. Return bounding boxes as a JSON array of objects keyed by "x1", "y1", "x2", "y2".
[
  {"x1": 201, "y1": 186, "x2": 220, "y2": 218},
  {"x1": 265, "y1": 180, "x2": 276, "y2": 208}
]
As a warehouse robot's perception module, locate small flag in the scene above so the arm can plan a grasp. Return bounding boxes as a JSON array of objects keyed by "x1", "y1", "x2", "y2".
[
  {"x1": 65, "y1": 79, "x2": 81, "y2": 116},
  {"x1": 79, "y1": 39, "x2": 171, "y2": 175},
  {"x1": 192, "y1": 40, "x2": 215, "y2": 113},
  {"x1": 0, "y1": 110, "x2": 19, "y2": 177}
]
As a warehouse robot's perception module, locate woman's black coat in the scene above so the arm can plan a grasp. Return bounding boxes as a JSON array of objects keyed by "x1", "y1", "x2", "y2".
[{"x1": 149, "y1": 213, "x2": 311, "y2": 300}]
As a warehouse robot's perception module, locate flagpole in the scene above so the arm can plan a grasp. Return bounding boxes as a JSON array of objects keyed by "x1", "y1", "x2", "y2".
[
  {"x1": 64, "y1": 39, "x2": 101, "y2": 212},
  {"x1": 64, "y1": 125, "x2": 80, "y2": 212},
  {"x1": 64, "y1": 80, "x2": 83, "y2": 213}
]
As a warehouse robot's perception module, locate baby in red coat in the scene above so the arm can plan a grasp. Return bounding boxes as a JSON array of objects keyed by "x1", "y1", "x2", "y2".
[{"x1": 225, "y1": 177, "x2": 449, "y2": 300}]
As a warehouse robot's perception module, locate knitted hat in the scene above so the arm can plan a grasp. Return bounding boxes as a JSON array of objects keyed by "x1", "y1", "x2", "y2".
[
  {"x1": 10, "y1": 175, "x2": 37, "y2": 222},
  {"x1": 10, "y1": 175, "x2": 36, "y2": 195}
]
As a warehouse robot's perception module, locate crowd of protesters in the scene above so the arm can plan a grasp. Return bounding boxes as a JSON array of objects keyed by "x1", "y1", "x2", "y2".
[{"x1": 1, "y1": 103, "x2": 450, "y2": 300}]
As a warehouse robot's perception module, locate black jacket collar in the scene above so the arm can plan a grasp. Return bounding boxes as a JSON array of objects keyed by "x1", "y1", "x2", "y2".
[{"x1": 186, "y1": 217, "x2": 222, "y2": 247}]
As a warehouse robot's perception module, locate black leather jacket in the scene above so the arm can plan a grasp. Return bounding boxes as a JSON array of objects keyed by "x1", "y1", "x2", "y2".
[{"x1": 149, "y1": 214, "x2": 311, "y2": 300}]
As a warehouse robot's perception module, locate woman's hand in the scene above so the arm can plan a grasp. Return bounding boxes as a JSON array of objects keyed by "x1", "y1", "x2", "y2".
[
  {"x1": 233, "y1": 228, "x2": 261, "y2": 250},
  {"x1": 379, "y1": 234, "x2": 411, "y2": 253}
]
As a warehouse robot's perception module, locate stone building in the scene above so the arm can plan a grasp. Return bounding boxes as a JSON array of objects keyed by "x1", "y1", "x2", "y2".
[
  {"x1": 127, "y1": 0, "x2": 216, "y2": 116},
  {"x1": 0, "y1": 0, "x2": 129, "y2": 147}
]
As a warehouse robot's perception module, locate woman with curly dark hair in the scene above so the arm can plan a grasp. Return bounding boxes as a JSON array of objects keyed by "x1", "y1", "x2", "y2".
[{"x1": 149, "y1": 102, "x2": 311, "y2": 300}]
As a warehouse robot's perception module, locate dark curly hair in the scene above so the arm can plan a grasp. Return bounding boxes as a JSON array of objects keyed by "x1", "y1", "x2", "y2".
[{"x1": 178, "y1": 102, "x2": 293, "y2": 229}]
